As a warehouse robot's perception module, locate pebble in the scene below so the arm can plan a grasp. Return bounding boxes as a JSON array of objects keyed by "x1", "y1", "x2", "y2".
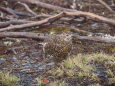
[{"x1": 0, "y1": 58, "x2": 6, "y2": 64}]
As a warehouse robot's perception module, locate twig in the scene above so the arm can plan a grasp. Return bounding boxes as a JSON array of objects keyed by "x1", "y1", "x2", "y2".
[
  {"x1": 0, "y1": 32, "x2": 114, "y2": 43},
  {"x1": 0, "y1": 20, "x2": 32, "y2": 28},
  {"x1": 0, "y1": 11, "x2": 115, "y2": 32},
  {"x1": 73, "y1": 35, "x2": 115, "y2": 43},
  {"x1": 6, "y1": 0, "x2": 77, "y2": 12},
  {"x1": 0, "y1": 6, "x2": 33, "y2": 17},
  {"x1": 96, "y1": 0, "x2": 114, "y2": 13},
  {"x1": 70, "y1": 28, "x2": 91, "y2": 35},
  {"x1": 0, "y1": 32, "x2": 45, "y2": 41},
  {"x1": 0, "y1": 12, "x2": 65, "y2": 32},
  {"x1": 13, "y1": 10, "x2": 33, "y2": 17},
  {"x1": 64, "y1": 11, "x2": 115, "y2": 26},
  {"x1": 15, "y1": 2, "x2": 37, "y2": 16},
  {"x1": 0, "y1": 6, "x2": 18, "y2": 17}
]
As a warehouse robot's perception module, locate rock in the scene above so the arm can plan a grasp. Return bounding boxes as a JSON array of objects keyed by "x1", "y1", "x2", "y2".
[{"x1": 0, "y1": 58, "x2": 6, "y2": 64}]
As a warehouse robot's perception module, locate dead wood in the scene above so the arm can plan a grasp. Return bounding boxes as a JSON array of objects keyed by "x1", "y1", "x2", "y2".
[
  {"x1": 29, "y1": 14, "x2": 85, "y2": 23},
  {"x1": 0, "y1": 16, "x2": 11, "y2": 21},
  {"x1": 6, "y1": 0, "x2": 76, "y2": 12},
  {"x1": 13, "y1": 10, "x2": 33, "y2": 17},
  {"x1": 0, "y1": 32, "x2": 114, "y2": 43},
  {"x1": 15, "y1": 2, "x2": 37, "y2": 16},
  {"x1": 0, "y1": 32, "x2": 45, "y2": 41},
  {"x1": 96, "y1": 0, "x2": 114, "y2": 13},
  {"x1": 4, "y1": 0, "x2": 115, "y2": 13},
  {"x1": 70, "y1": 28, "x2": 91, "y2": 35},
  {"x1": 8, "y1": 0, "x2": 115, "y2": 25},
  {"x1": 0, "y1": 6, "x2": 18, "y2": 17},
  {"x1": 0, "y1": 20, "x2": 32, "y2": 28},
  {"x1": 0, "y1": 6, "x2": 33, "y2": 17},
  {"x1": 0, "y1": 12, "x2": 65, "y2": 32},
  {"x1": 73, "y1": 35, "x2": 115, "y2": 43},
  {"x1": 64, "y1": 11, "x2": 115, "y2": 26},
  {"x1": 0, "y1": 11, "x2": 115, "y2": 32},
  {"x1": 4, "y1": 0, "x2": 115, "y2": 25}
]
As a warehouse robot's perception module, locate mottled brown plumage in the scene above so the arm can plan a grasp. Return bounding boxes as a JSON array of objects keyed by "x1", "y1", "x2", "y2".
[{"x1": 43, "y1": 33, "x2": 72, "y2": 62}]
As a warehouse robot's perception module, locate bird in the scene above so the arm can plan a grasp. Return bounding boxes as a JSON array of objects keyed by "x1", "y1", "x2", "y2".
[{"x1": 41, "y1": 33, "x2": 73, "y2": 62}]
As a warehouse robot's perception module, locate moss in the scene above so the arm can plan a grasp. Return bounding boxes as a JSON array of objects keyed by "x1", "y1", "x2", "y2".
[
  {"x1": 88, "y1": 83, "x2": 101, "y2": 86},
  {"x1": 51, "y1": 67, "x2": 64, "y2": 77},
  {"x1": 32, "y1": 26, "x2": 70, "y2": 34},
  {"x1": 0, "y1": 72, "x2": 20, "y2": 86},
  {"x1": 48, "y1": 81, "x2": 68, "y2": 86},
  {"x1": 38, "y1": 53, "x2": 115, "y2": 86}
]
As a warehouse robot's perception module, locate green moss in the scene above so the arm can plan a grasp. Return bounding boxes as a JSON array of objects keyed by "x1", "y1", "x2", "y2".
[
  {"x1": 0, "y1": 72, "x2": 20, "y2": 86},
  {"x1": 88, "y1": 83, "x2": 101, "y2": 86},
  {"x1": 32, "y1": 26, "x2": 71, "y2": 34},
  {"x1": 39, "y1": 53, "x2": 115, "y2": 86},
  {"x1": 48, "y1": 81, "x2": 68, "y2": 86}
]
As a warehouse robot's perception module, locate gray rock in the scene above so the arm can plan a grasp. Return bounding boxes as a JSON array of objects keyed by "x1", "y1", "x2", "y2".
[{"x1": 0, "y1": 58, "x2": 6, "y2": 64}]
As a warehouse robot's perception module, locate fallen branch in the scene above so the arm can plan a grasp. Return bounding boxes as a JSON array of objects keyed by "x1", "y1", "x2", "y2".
[
  {"x1": 28, "y1": 14, "x2": 86, "y2": 23},
  {"x1": 7, "y1": 0, "x2": 76, "y2": 12},
  {"x1": 0, "y1": 6, "x2": 18, "y2": 17},
  {"x1": 0, "y1": 6, "x2": 33, "y2": 17},
  {"x1": 15, "y1": 2, "x2": 37, "y2": 16},
  {"x1": 70, "y1": 28, "x2": 91, "y2": 35},
  {"x1": 0, "y1": 12, "x2": 65, "y2": 32},
  {"x1": 64, "y1": 11, "x2": 115, "y2": 26},
  {"x1": 0, "y1": 32, "x2": 45, "y2": 41},
  {"x1": 73, "y1": 35, "x2": 115, "y2": 43},
  {"x1": 5, "y1": 0, "x2": 115, "y2": 13},
  {"x1": 96, "y1": 0, "x2": 114, "y2": 13},
  {"x1": 0, "y1": 11, "x2": 115, "y2": 32},
  {"x1": 0, "y1": 20, "x2": 32, "y2": 28},
  {"x1": 13, "y1": 10, "x2": 33, "y2": 17},
  {"x1": 0, "y1": 32, "x2": 114, "y2": 43}
]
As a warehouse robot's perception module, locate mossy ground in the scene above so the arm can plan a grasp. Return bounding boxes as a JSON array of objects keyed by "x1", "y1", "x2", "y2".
[
  {"x1": 0, "y1": 71, "x2": 20, "y2": 86},
  {"x1": 37, "y1": 53, "x2": 115, "y2": 86}
]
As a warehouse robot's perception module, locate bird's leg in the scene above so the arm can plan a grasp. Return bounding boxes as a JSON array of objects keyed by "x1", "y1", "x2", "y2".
[
  {"x1": 38, "y1": 42, "x2": 47, "y2": 60},
  {"x1": 42, "y1": 46, "x2": 47, "y2": 60}
]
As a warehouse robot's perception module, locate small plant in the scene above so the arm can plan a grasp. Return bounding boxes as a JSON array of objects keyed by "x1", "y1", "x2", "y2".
[
  {"x1": 37, "y1": 77, "x2": 49, "y2": 86},
  {"x1": 38, "y1": 53, "x2": 115, "y2": 86},
  {"x1": 37, "y1": 80, "x2": 44, "y2": 86},
  {"x1": 0, "y1": 71, "x2": 20, "y2": 86},
  {"x1": 88, "y1": 83, "x2": 101, "y2": 86},
  {"x1": 48, "y1": 81, "x2": 68, "y2": 86}
]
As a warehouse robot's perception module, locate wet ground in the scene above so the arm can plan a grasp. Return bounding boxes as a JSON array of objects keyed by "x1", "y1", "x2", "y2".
[
  {"x1": 0, "y1": 0, "x2": 115, "y2": 85},
  {"x1": 0, "y1": 37, "x2": 55, "y2": 86},
  {"x1": 0, "y1": 25, "x2": 115, "y2": 86}
]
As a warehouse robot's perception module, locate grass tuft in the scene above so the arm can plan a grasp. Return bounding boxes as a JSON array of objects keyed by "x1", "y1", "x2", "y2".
[
  {"x1": 37, "y1": 53, "x2": 115, "y2": 86},
  {"x1": 0, "y1": 72, "x2": 20, "y2": 86}
]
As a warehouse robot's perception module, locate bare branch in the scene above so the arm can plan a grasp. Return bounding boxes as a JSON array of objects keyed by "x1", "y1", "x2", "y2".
[
  {"x1": 15, "y1": 2, "x2": 37, "y2": 16},
  {"x1": 73, "y1": 35, "x2": 115, "y2": 43},
  {"x1": 0, "y1": 11, "x2": 115, "y2": 32},
  {"x1": 0, "y1": 32, "x2": 45, "y2": 41},
  {"x1": 0, "y1": 32, "x2": 114, "y2": 43},
  {"x1": 0, "y1": 12, "x2": 65, "y2": 32},
  {"x1": 96, "y1": 0, "x2": 114, "y2": 13},
  {"x1": 0, "y1": 20, "x2": 32, "y2": 28},
  {"x1": 0, "y1": 6, "x2": 18, "y2": 17}
]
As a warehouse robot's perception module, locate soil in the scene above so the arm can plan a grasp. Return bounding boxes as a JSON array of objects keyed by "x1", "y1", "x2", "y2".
[{"x1": 0, "y1": 0, "x2": 115, "y2": 86}]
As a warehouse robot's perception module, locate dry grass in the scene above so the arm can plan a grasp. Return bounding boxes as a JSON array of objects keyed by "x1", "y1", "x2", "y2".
[
  {"x1": 0, "y1": 71, "x2": 20, "y2": 86},
  {"x1": 37, "y1": 53, "x2": 115, "y2": 86}
]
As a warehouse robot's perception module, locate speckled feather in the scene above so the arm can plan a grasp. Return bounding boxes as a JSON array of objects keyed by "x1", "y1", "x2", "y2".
[{"x1": 43, "y1": 33, "x2": 72, "y2": 62}]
